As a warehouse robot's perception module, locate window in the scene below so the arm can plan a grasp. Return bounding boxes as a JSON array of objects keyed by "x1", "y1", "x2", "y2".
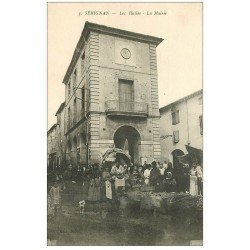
[
  {"x1": 81, "y1": 52, "x2": 85, "y2": 72},
  {"x1": 68, "y1": 81, "x2": 71, "y2": 97},
  {"x1": 57, "y1": 114, "x2": 61, "y2": 125},
  {"x1": 199, "y1": 115, "x2": 203, "y2": 135},
  {"x1": 67, "y1": 107, "x2": 71, "y2": 129},
  {"x1": 82, "y1": 87, "x2": 85, "y2": 111},
  {"x1": 73, "y1": 98, "x2": 77, "y2": 124},
  {"x1": 173, "y1": 131, "x2": 179, "y2": 144},
  {"x1": 118, "y1": 79, "x2": 134, "y2": 111},
  {"x1": 172, "y1": 110, "x2": 180, "y2": 125},
  {"x1": 198, "y1": 97, "x2": 203, "y2": 105},
  {"x1": 73, "y1": 69, "x2": 77, "y2": 86}
]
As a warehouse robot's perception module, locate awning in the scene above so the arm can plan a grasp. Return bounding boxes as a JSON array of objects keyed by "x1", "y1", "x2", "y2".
[
  {"x1": 102, "y1": 148, "x2": 131, "y2": 164},
  {"x1": 177, "y1": 154, "x2": 190, "y2": 165},
  {"x1": 185, "y1": 145, "x2": 202, "y2": 156},
  {"x1": 185, "y1": 145, "x2": 203, "y2": 164}
]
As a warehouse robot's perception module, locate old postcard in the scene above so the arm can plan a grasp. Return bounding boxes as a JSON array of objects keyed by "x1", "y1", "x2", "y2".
[{"x1": 47, "y1": 2, "x2": 203, "y2": 246}]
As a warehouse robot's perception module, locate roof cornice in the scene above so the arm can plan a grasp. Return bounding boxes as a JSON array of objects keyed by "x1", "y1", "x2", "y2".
[
  {"x1": 47, "y1": 123, "x2": 57, "y2": 134},
  {"x1": 55, "y1": 102, "x2": 65, "y2": 116},
  {"x1": 159, "y1": 89, "x2": 203, "y2": 113}
]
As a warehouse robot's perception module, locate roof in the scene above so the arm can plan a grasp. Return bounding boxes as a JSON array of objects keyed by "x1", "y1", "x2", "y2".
[
  {"x1": 47, "y1": 123, "x2": 57, "y2": 135},
  {"x1": 159, "y1": 89, "x2": 203, "y2": 113},
  {"x1": 63, "y1": 21, "x2": 164, "y2": 84},
  {"x1": 55, "y1": 102, "x2": 65, "y2": 116}
]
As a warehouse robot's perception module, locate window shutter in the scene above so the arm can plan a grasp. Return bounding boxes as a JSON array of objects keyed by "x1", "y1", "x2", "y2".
[
  {"x1": 199, "y1": 115, "x2": 203, "y2": 135},
  {"x1": 173, "y1": 131, "x2": 179, "y2": 143},
  {"x1": 172, "y1": 110, "x2": 179, "y2": 125}
]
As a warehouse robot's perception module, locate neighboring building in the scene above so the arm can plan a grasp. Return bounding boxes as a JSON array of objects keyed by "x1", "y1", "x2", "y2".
[
  {"x1": 47, "y1": 123, "x2": 57, "y2": 170},
  {"x1": 55, "y1": 102, "x2": 66, "y2": 168},
  {"x1": 62, "y1": 22, "x2": 163, "y2": 165},
  {"x1": 159, "y1": 90, "x2": 203, "y2": 166}
]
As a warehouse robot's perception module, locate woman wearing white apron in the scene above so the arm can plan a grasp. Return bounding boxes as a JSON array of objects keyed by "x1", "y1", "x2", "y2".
[
  {"x1": 111, "y1": 163, "x2": 125, "y2": 190},
  {"x1": 189, "y1": 164, "x2": 198, "y2": 196}
]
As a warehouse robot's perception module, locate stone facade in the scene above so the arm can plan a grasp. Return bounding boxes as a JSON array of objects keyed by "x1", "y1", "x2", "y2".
[
  {"x1": 62, "y1": 22, "x2": 163, "y2": 165},
  {"x1": 159, "y1": 90, "x2": 203, "y2": 164}
]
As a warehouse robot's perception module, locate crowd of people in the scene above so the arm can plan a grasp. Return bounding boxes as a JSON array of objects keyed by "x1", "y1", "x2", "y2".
[{"x1": 48, "y1": 159, "x2": 203, "y2": 216}]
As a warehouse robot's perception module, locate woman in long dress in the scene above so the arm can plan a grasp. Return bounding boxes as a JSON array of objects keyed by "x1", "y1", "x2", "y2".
[
  {"x1": 189, "y1": 165, "x2": 198, "y2": 196},
  {"x1": 87, "y1": 164, "x2": 101, "y2": 202},
  {"x1": 48, "y1": 180, "x2": 62, "y2": 217},
  {"x1": 111, "y1": 163, "x2": 125, "y2": 191},
  {"x1": 143, "y1": 164, "x2": 152, "y2": 185},
  {"x1": 101, "y1": 166, "x2": 112, "y2": 200}
]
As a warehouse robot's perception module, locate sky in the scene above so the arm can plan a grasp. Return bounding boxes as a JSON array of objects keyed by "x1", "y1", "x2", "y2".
[{"x1": 48, "y1": 2, "x2": 202, "y2": 129}]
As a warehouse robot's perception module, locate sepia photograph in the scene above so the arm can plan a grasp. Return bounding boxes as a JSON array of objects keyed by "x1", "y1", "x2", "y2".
[{"x1": 47, "y1": 2, "x2": 203, "y2": 246}]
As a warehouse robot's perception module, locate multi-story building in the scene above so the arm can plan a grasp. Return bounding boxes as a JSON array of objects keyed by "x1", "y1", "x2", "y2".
[
  {"x1": 47, "y1": 123, "x2": 57, "y2": 170},
  {"x1": 55, "y1": 102, "x2": 66, "y2": 168},
  {"x1": 62, "y1": 22, "x2": 163, "y2": 166},
  {"x1": 159, "y1": 90, "x2": 203, "y2": 166}
]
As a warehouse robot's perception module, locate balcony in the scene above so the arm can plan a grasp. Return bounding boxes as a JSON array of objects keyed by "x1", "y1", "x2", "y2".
[{"x1": 105, "y1": 100, "x2": 148, "y2": 118}]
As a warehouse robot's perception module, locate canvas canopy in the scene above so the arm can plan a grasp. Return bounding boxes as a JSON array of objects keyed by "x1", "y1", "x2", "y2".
[
  {"x1": 102, "y1": 148, "x2": 131, "y2": 164},
  {"x1": 177, "y1": 154, "x2": 190, "y2": 165},
  {"x1": 185, "y1": 145, "x2": 203, "y2": 165},
  {"x1": 177, "y1": 145, "x2": 203, "y2": 166}
]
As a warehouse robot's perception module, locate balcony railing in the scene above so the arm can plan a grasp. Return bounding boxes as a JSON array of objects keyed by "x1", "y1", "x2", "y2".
[{"x1": 105, "y1": 100, "x2": 148, "y2": 117}]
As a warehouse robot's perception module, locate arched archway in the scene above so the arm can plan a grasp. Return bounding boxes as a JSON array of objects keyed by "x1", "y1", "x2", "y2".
[
  {"x1": 171, "y1": 149, "x2": 185, "y2": 168},
  {"x1": 113, "y1": 125, "x2": 141, "y2": 164}
]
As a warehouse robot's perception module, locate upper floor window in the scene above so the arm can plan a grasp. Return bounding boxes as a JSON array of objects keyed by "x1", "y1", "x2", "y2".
[
  {"x1": 118, "y1": 79, "x2": 134, "y2": 111},
  {"x1": 173, "y1": 130, "x2": 179, "y2": 144},
  {"x1": 199, "y1": 115, "x2": 203, "y2": 135},
  {"x1": 73, "y1": 98, "x2": 77, "y2": 124},
  {"x1": 82, "y1": 86, "x2": 85, "y2": 111},
  {"x1": 172, "y1": 110, "x2": 180, "y2": 125},
  {"x1": 57, "y1": 114, "x2": 61, "y2": 125},
  {"x1": 73, "y1": 69, "x2": 77, "y2": 86},
  {"x1": 68, "y1": 81, "x2": 71, "y2": 97},
  {"x1": 81, "y1": 52, "x2": 85, "y2": 72},
  {"x1": 67, "y1": 107, "x2": 71, "y2": 128}
]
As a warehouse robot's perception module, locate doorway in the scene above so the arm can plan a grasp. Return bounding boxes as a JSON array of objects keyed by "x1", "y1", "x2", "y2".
[
  {"x1": 171, "y1": 149, "x2": 185, "y2": 168},
  {"x1": 114, "y1": 125, "x2": 141, "y2": 164}
]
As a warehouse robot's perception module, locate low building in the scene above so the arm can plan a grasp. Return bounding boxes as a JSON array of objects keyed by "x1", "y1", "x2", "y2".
[
  {"x1": 159, "y1": 90, "x2": 203, "y2": 166},
  {"x1": 47, "y1": 123, "x2": 57, "y2": 170}
]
